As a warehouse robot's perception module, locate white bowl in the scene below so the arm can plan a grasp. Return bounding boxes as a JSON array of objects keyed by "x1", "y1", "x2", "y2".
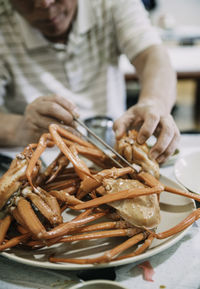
[{"x1": 69, "y1": 280, "x2": 127, "y2": 289}]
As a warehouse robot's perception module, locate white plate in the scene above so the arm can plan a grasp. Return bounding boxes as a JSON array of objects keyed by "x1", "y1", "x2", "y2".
[
  {"x1": 1, "y1": 176, "x2": 196, "y2": 270},
  {"x1": 174, "y1": 150, "x2": 200, "y2": 194}
]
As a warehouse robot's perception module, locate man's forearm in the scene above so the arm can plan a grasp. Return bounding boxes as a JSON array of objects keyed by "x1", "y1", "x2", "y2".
[
  {"x1": 0, "y1": 113, "x2": 23, "y2": 146},
  {"x1": 132, "y1": 45, "x2": 177, "y2": 114}
]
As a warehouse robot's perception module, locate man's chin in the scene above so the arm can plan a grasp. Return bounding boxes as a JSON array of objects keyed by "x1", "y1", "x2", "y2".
[
  {"x1": 43, "y1": 30, "x2": 68, "y2": 43},
  {"x1": 41, "y1": 25, "x2": 67, "y2": 38}
]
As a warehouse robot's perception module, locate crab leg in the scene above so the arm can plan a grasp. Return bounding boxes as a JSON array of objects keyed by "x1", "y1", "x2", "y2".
[
  {"x1": 36, "y1": 187, "x2": 63, "y2": 223},
  {"x1": 59, "y1": 227, "x2": 142, "y2": 243},
  {"x1": 25, "y1": 209, "x2": 94, "y2": 247},
  {"x1": 138, "y1": 171, "x2": 163, "y2": 188},
  {"x1": 62, "y1": 139, "x2": 106, "y2": 159},
  {"x1": 71, "y1": 220, "x2": 132, "y2": 233},
  {"x1": 48, "y1": 171, "x2": 79, "y2": 183},
  {"x1": 45, "y1": 179, "x2": 79, "y2": 191},
  {"x1": 17, "y1": 196, "x2": 108, "y2": 240},
  {"x1": 139, "y1": 172, "x2": 200, "y2": 202},
  {"x1": 138, "y1": 172, "x2": 200, "y2": 204},
  {"x1": 10, "y1": 207, "x2": 26, "y2": 228},
  {"x1": 53, "y1": 186, "x2": 78, "y2": 196},
  {"x1": 22, "y1": 187, "x2": 62, "y2": 225},
  {"x1": 17, "y1": 225, "x2": 29, "y2": 235},
  {"x1": 164, "y1": 186, "x2": 200, "y2": 202},
  {"x1": 29, "y1": 219, "x2": 133, "y2": 248},
  {"x1": 26, "y1": 133, "x2": 54, "y2": 188},
  {"x1": 50, "y1": 185, "x2": 77, "y2": 196},
  {"x1": 152, "y1": 208, "x2": 200, "y2": 239},
  {"x1": 37, "y1": 153, "x2": 69, "y2": 185},
  {"x1": 44, "y1": 154, "x2": 69, "y2": 183},
  {"x1": 77, "y1": 167, "x2": 134, "y2": 199},
  {"x1": 0, "y1": 233, "x2": 30, "y2": 251},
  {"x1": 0, "y1": 215, "x2": 12, "y2": 244},
  {"x1": 49, "y1": 190, "x2": 83, "y2": 205},
  {"x1": 74, "y1": 186, "x2": 163, "y2": 210},
  {"x1": 50, "y1": 124, "x2": 95, "y2": 148},
  {"x1": 98, "y1": 231, "x2": 148, "y2": 263},
  {"x1": 42, "y1": 209, "x2": 109, "y2": 245},
  {"x1": 16, "y1": 197, "x2": 47, "y2": 239},
  {"x1": 114, "y1": 234, "x2": 154, "y2": 261},
  {"x1": 43, "y1": 210, "x2": 97, "y2": 246},
  {"x1": 49, "y1": 232, "x2": 147, "y2": 264},
  {"x1": 61, "y1": 138, "x2": 115, "y2": 169},
  {"x1": 49, "y1": 124, "x2": 93, "y2": 180},
  {"x1": 69, "y1": 145, "x2": 93, "y2": 181},
  {"x1": 0, "y1": 158, "x2": 26, "y2": 210},
  {"x1": 41, "y1": 210, "x2": 109, "y2": 240}
]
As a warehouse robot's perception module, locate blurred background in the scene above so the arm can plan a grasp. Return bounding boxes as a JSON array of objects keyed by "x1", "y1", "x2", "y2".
[{"x1": 121, "y1": 0, "x2": 200, "y2": 133}]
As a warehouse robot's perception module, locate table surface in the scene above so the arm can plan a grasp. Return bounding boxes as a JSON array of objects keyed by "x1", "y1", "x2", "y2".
[{"x1": 0, "y1": 134, "x2": 200, "y2": 289}]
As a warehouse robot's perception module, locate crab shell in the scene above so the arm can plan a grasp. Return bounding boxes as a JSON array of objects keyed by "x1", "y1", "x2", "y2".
[
  {"x1": 102, "y1": 178, "x2": 160, "y2": 230},
  {"x1": 0, "y1": 157, "x2": 28, "y2": 210},
  {"x1": 0, "y1": 153, "x2": 41, "y2": 211}
]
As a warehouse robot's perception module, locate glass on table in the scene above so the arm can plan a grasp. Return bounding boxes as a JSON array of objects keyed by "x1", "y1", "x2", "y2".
[{"x1": 84, "y1": 116, "x2": 115, "y2": 148}]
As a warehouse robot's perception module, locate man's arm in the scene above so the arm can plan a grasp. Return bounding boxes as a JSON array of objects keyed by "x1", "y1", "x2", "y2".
[
  {"x1": 0, "y1": 59, "x2": 21, "y2": 146},
  {"x1": 0, "y1": 113, "x2": 23, "y2": 146},
  {"x1": 114, "y1": 44, "x2": 180, "y2": 163},
  {"x1": 133, "y1": 44, "x2": 176, "y2": 115}
]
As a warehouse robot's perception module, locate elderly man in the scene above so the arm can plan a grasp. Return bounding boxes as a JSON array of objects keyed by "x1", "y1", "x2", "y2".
[{"x1": 0, "y1": 0, "x2": 179, "y2": 163}]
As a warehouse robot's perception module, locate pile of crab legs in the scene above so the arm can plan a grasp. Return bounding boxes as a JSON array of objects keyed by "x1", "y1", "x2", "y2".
[{"x1": 0, "y1": 123, "x2": 200, "y2": 265}]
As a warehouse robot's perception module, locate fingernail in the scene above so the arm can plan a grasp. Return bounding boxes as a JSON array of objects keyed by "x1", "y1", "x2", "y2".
[
  {"x1": 115, "y1": 129, "x2": 120, "y2": 137},
  {"x1": 150, "y1": 151, "x2": 158, "y2": 160},
  {"x1": 115, "y1": 129, "x2": 123, "y2": 140},
  {"x1": 72, "y1": 108, "x2": 80, "y2": 118},
  {"x1": 138, "y1": 136, "x2": 146, "y2": 144},
  {"x1": 157, "y1": 155, "x2": 165, "y2": 163}
]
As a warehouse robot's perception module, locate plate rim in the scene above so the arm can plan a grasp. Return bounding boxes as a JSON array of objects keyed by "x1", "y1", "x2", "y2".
[
  {"x1": 0, "y1": 175, "x2": 196, "y2": 270},
  {"x1": 174, "y1": 149, "x2": 200, "y2": 194}
]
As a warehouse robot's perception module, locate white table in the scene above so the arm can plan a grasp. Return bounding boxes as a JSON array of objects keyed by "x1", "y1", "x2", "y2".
[{"x1": 0, "y1": 134, "x2": 200, "y2": 289}]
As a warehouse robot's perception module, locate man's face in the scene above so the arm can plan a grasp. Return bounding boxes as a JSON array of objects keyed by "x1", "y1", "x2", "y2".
[{"x1": 10, "y1": 0, "x2": 77, "y2": 38}]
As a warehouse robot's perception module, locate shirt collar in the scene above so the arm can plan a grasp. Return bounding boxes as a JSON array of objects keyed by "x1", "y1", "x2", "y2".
[
  {"x1": 15, "y1": 0, "x2": 95, "y2": 50},
  {"x1": 77, "y1": 0, "x2": 95, "y2": 34},
  {"x1": 15, "y1": 12, "x2": 49, "y2": 50}
]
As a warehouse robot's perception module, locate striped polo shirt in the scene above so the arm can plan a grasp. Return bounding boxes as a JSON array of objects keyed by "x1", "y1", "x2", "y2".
[{"x1": 0, "y1": 0, "x2": 161, "y2": 120}]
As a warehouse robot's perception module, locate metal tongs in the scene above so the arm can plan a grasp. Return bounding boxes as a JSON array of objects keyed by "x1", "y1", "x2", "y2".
[{"x1": 74, "y1": 117, "x2": 141, "y2": 173}]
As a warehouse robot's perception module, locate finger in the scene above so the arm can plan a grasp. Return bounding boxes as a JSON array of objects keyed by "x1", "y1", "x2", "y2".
[
  {"x1": 137, "y1": 113, "x2": 160, "y2": 144},
  {"x1": 149, "y1": 116, "x2": 176, "y2": 160},
  {"x1": 113, "y1": 109, "x2": 137, "y2": 139},
  {"x1": 37, "y1": 101, "x2": 74, "y2": 125},
  {"x1": 61, "y1": 125, "x2": 81, "y2": 137},
  {"x1": 32, "y1": 114, "x2": 62, "y2": 130},
  {"x1": 43, "y1": 95, "x2": 79, "y2": 117},
  {"x1": 113, "y1": 119, "x2": 127, "y2": 139},
  {"x1": 156, "y1": 130, "x2": 180, "y2": 163},
  {"x1": 53, "y1": 95, "x2": 79, "y2": 117}
]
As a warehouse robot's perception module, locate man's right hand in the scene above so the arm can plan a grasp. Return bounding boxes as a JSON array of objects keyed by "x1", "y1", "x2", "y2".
[{"x1": 17, "y1": 95, "x2": 79, "y2": 145}]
